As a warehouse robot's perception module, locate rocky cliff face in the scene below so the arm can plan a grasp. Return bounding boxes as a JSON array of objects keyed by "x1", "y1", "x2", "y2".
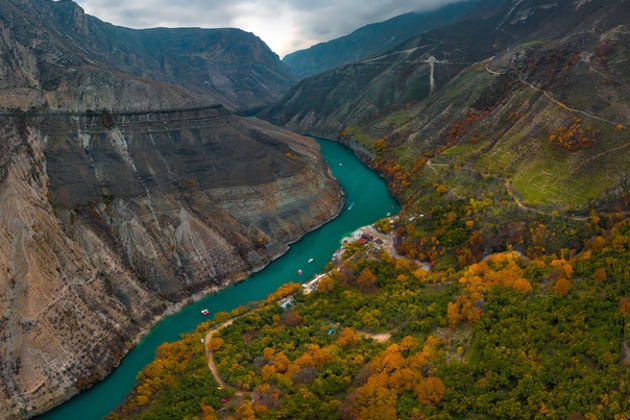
[
  {"x1": 0, "y1": 106, "x2": 342, "y2": 418},
  {"x1": 0, "y1": 0, "x2": 295, "y2": 112},
  {"x1": 0, "y1": 1, "x2": 343, "y2": 417}
]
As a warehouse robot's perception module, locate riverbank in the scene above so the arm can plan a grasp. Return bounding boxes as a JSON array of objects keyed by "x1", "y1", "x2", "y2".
[{"x1": 35, "y1": 139, "x2": 400, "y2": 420}]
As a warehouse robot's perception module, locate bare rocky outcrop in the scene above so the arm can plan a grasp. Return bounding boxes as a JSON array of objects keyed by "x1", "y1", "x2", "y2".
[
  {"x1": 0, "y1": 106, "x2": 342, "y2": 419},
  {"x1": 0, "y1": 0, "x2": 295, "y2": 112}
]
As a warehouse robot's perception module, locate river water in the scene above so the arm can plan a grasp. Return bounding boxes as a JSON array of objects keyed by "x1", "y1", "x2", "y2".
[{"x1": 35, "y1": 138, "x2": 400, "y2": 420}]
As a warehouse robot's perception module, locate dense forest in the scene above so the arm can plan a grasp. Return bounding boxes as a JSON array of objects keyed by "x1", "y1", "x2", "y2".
[{"x1": 109, "y1": 181, "x2": 630, "y2": 419}]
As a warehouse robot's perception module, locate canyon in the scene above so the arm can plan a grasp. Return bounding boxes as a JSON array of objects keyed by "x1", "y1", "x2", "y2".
[
  {"x1": 0, "y1": 105, "x2": 342, "y2": 419},
  {"x1": 0, "y1": 0, "x2": 340, "y2": 418}
]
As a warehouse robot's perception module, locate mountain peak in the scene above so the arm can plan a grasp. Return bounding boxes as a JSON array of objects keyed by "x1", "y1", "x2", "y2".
[{"x1": 0, "y1": 0, "x2": 295, "y2": 112}]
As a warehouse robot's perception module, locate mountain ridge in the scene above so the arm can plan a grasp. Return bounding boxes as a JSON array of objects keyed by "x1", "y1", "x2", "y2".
[
  {"x1": 282, "y1": 1, "x2": 480, "y2": 79},
  {"x1": 0, "y1": 0, "x2": 296, "y2": 112},
  {"x1": 263, "y1": 0, "x2": 630, "y2": 211}
]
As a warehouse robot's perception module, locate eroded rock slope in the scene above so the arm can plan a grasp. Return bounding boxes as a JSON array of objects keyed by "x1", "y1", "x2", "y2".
[{"x1": 0, "y1": 106, "x2": 342, "y2": 418}]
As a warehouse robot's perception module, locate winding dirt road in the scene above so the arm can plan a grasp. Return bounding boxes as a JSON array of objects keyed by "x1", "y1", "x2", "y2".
[{"x1": 204, "y1": 318, "x2": 248, "y2": 397}]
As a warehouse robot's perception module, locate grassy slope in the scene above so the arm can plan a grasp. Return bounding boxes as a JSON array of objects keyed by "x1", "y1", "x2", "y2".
[
  {"x1": 109, "y1": 5, "x2": 630, "y2": 420},
  {"x1": 345, "y1": 45, "x2": 630, "y2": 213}
]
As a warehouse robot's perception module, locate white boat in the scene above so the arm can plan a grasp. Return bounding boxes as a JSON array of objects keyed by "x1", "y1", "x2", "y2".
[
  {"x1": 308, "y1": 258, "x2": 314, "y2": 263},
  {"x1": 297, "y1": 269, "x2": 303, "y2": 275},
  {"x1": 201, "y1": 309, "x2": 209, "y2": 316}
]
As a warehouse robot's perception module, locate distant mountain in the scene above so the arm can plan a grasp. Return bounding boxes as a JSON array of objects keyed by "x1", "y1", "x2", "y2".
[
  {"x1": 282, "y1": 1, "x2": 480, "y2": 79},
  {"x1": 263, "y1": 0, "x2": 630, "y2": 211},
  {"x1": 0, "y1": 0, "x2": 296, "y2": 112}
]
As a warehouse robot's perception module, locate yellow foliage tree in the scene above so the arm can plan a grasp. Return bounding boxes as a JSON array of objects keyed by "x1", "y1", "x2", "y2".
[
  {"x1": 317, "y1": 275, "x2": 335, "y2": 293},
  {"x1": 209, "y1": 337, "x2": 224, "y2": 351},
  {"x1": 435, "y1": 184, "x2": 448, "y2": 197},
  {"x1": 553, "y1": 277, "x2": 570, "y2": 296},
  {"x1": 512, "y1": 277, "x2": 533, "y2": 293},
  {"x1": 593, "y1": 267, "x2": 607, "y2": 282},
  {"x1": 415, "y1": 377, "x2": 445, "y2": 406},
  {"x1": 336, "y1": 327, "x2": 361, "y2": 348},
  {"x1": 136, "y1": 395, "x2": 150, "y2": 407},
  {"x1": 261, "y1": 364, "x2": 276, "y2": 381},
  {"x1": 234, "y1": 401, "x2": 257, "y2": 420},
  {"x1": 413, "y1": 268, "x2": 427, "y2": 281},
  {"x1": 357, "y1": 268, "x2": 378, "y2": 292},
  {"x1": 272, "y1": 352, "x2": 290, "y2": 373}
]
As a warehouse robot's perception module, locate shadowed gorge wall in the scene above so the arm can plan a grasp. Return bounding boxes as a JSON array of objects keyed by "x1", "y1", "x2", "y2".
[{"x1": 0, "y1": 106, "x2": 342, "y2": 418}]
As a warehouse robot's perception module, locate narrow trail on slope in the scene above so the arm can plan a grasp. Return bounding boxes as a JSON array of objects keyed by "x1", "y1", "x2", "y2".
[
  {"x1": 204, "y1": 317, "x2": 249, "y2": 398},
  {"x1": 517, "y1": 76, "x2": 623, "y2": 126},
  {"x1": 569, "y1": 140, "x2": 630, "y2": 174},
  {"x1": 483, "y1": 57, "x2": 626, "y2": 126},
  {"x1": 504, "y1": 180, "x2": 588, "y2": 222},
  {"x1": 426, "y1": 156, "x2": 591, "y2": 222}
]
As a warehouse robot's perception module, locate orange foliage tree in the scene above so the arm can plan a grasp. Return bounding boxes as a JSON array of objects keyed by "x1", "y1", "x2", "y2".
[
  {"x1": 448, "y1": 252, "x2": 534, "y2": 326},
  {"x1": 549, "y1": 118, "x2": 594, "y2": 150},
  {"x1": 357, "y1": 268, "x2": 378, "y2": 293}
]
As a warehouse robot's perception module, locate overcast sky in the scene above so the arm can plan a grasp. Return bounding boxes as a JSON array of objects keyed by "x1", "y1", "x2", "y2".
[{"x1": 74, "y1": 0, "x2": 467, "y2": 58}]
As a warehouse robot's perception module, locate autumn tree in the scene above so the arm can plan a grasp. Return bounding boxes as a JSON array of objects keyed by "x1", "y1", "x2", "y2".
[
  {"x1": 553, "y1": 277, "x2": 570, "y2": 296},
  {"x1": 209, "y1": 337, "x2": 224, "y2": 351},
  {"x1": 234, "y1": 401, "x2": 256, "y2": 420},
  {"x1": 282, "y1": 310, "x2": 303, "y2": 327},
  {"x1": 357, "y1": 268, "x2": 378, "y2": 293},
  {"x1": 336, "y1": 327, "x2": 361, "y2": 348},
  {"x1": 415, "y1": 376, "x2": 445, "y2": 406},
  {"x1": 317, "y1": 275, "x2": 335, "y2": 293},
  {"x1": 593, "y1": 267, "x2": 606, "y2": 282}
]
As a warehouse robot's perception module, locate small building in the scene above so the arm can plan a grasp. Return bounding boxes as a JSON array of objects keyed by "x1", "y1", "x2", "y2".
[
  {"x1": 278, "y1": 296, "x2": 295, "y2": 310},
  {"x1": 358, "y1": 237, "x2": 369, "y2": 245}
]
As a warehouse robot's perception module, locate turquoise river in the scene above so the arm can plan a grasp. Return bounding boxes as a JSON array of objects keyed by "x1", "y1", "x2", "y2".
[{"x1": 36, "y1": 138, "x2": 400, "y2": 420}]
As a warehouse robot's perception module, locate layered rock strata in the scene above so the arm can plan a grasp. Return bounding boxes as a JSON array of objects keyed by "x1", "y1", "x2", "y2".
[{"x1": 0, "y1": 106, "x2": 343, "y2": 418}]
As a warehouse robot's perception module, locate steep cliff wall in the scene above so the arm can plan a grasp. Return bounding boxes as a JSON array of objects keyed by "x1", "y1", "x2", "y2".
[
  {"x1": 0, "y1": 106, "x2": 342, "y2": 418},
  {"x1": 0, "y1": 0, "x2": 295, "y2": 112}
]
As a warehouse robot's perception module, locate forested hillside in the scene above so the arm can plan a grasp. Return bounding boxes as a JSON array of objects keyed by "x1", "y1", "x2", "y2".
[
  {"x1": 112, "y1": 193, "x2": 630, "y2": 419},
  {"x1": 265, "y1": 0, "x2": 630, "y2": 213},
  {"x1": 110, "y1": 1, "x2": 630, "y2": 418}
]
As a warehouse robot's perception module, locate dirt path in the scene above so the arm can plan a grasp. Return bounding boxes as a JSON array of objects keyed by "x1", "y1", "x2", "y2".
[
  {"x1": 204, "y1": 318, "x2": 248, "y2": 397},
  {"x1": 483, "y1": 57, "x2": 625, "y2": 126},
  {"x1": 359, "y1": 331, "x2": 391, "y2": 343},
  {"x1": 504, "y1": 180, "x2": 588, "y2": 222},
  {"x1": 423, "y1": 159, "x2": 464, "y2": 200},
  {"x1": 428, "y1": 154, "x2": 591, "y2": 222},
  {"x1": 569, "y1": 140, "x2": 630, "y2": 175},
  {"x1": 517, "y1": 76, "x2": 623, "y2": 126}
]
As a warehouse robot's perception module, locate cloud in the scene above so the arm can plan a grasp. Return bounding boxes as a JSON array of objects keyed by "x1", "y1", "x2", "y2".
[{"x1": 74, "y1": 0, "x2": 469, "y2": 57}]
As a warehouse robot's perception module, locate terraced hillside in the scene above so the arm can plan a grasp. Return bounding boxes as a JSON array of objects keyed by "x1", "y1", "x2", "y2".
[{"x1": 265, "y1": 0, "x2": 630, "y2": 213}]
